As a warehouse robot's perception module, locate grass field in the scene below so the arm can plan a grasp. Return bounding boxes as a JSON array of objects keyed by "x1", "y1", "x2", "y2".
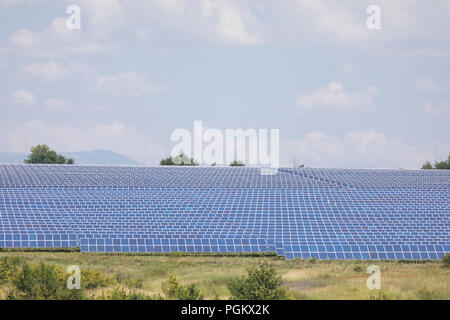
[{"x1": 0, "y1": 251, "x2": 449, "y2": 300}]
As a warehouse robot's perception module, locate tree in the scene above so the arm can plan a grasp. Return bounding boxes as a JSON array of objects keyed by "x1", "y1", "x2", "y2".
[
  {"x1": 421, "y1": 153, "x2": 450, "y2": 170},
  {"x1": 228, "y1": 262, "x2": 288, "y2": 300},
  {"x1": 421, "y1": 161, "x2": 433, "y2": 169},
  {"x1": 229, "y1": 160, "x2": 245, "y2": 167},
  {"x1": 24, "y1": 145, "x2": 74, "y2": 165},
  {"x1": 160, "y1": 152, "x2": 198, "y2": 166}
]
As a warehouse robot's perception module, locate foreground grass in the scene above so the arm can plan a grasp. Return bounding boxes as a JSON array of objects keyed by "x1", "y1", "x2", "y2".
[{"x1": 0, "y1": 251, "x2": 448, "y2": 300}]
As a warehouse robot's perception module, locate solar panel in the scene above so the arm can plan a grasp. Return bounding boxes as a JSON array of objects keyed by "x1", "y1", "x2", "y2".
[{"x1": 0, "y1": 164, "x2": 448, "y2": 260}]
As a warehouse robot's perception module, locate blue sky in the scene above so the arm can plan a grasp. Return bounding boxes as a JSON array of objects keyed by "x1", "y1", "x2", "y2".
[{"x1": 1, "y1": 0, "x2": 449, "y2": 168}]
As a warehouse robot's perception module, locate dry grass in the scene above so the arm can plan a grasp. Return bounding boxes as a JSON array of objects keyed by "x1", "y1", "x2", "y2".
[{"x1": 0, "y1": 251, "x2": 448, "y2": 300}]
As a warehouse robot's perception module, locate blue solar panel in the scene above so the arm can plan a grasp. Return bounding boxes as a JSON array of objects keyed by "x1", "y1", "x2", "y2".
[{"x1": 0, "y1": 164, "x2": 448, "y2": 260}]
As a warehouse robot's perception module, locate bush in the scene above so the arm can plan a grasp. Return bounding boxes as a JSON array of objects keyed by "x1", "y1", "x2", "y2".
[
  {"x1": 442, "y1": 254, "x2": 450, "y2": 268},
  {"x1": 416, "y1": 288, "x2": 440, "y2": 300},
  {"x1": 81, "y1": 268, "x2": 115, "y2": 289},
  {"x1": 369, "y1": 292, "x2": 391, "y2": 300},
  {"x1": 228, "y1": 262, "x2": 288, "y2": 300},
  {"x1": 229, "y1": 160, "x2": 245, "y2": 166},
  {"x1": 116, "y1": 273, "x2": 143, "y2": 289},
  {"x1": 9, "y1": 263, "x2": 83, "y2": 300},
  {"x1": 0, "y1": 257, "x2": 24, "y2": 284},
  {"x1": 353, "y1": 265, "x2": 363, "y2": 272},
  {"x1": 162, "y1": 275, "x2": 203, "y2": 300},
  {"x1": 98, "y1": 287, "x2": 162, "y2": 300},
  {"x1": 160, "y1": 152, "x2": 198, "y2": 166}
]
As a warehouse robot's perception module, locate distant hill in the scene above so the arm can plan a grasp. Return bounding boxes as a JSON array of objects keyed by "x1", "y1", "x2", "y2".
[
  {"x1": 0, "y1": 150, "x2": 143, "y2": 165},
  {"x1": 0, "y1": 152, "x2": 26, "y2": 163}
]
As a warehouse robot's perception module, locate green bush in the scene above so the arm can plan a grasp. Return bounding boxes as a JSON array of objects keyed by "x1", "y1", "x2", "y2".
[
  {"x1": 98, "y1": 287, "x2": 162, "y2": 300},
  {"x1": 353, "y1": 265, "x2": 363, "y2": 272},
  {"x1": 369, "y1": 292, "x2": 391, "y2": 300},
  {"x1": 9, "y1": 263, "x2": 83, "y2": 300},
  {"x1": 416, "y1": 288, "x2": 440, "y2": 300},
  {"x1": 229, "y1": 160, "x2": 245, "y2": 166},
  {"x1": 162, "y1": 275, "x2": 203, "y2": 300},
  {"x1": 442, "y1": 254, "x2": 450, "y2": 268},
  {"x1": 228, "y1": 262, "x2": 288, "y2": 300},
  {"x1": 0, "y1": 257, "x2": 24, "y2": 284},
  {"x1": 81, "y1": 268, "x2": 115, "y2": 289},
  {"x1": 116, "y1": 273, "x2": 143, "y2": 289}
]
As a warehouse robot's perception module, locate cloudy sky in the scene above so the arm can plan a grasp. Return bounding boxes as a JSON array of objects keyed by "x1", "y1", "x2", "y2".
[{"x1": 1, "y1": 0, "x2": 449, "y2": 168}]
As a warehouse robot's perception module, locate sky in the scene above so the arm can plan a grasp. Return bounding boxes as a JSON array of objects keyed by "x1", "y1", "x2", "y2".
[{"x1": 0, "y1": 0, "x2": 449, "y2": 168}]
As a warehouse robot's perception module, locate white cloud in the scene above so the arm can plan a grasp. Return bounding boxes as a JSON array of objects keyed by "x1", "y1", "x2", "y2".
[
  {"x1": 43, "y1": 98, "x2": 70, "y2": 112},
  {"x1": 9, "y1": 18, "x2": 116, "y2": 57},
  {"x1": 340, "y1": 62, "x2": 354, "y2": 76},
  {"x1": 0, "y1": 0, "x2": 33, "y2": 8},
  {"x1": 415, "y1": 77, "x2": 443, "y2": 93},
  {"x1": 296, "y1": 81, "x2": 378, "y2": 111},
  {"x1": 93, "y1": 72, "x2": 168, "y2": 96},
  {"x1": 18, "y1": 61, "x2": 92, "y2": 80},
  {"x1": 205, "y1": 0, "x2": 262, "y2": 45},
  {"x1": 76, "y1": 0, "x2": 125, "y2": 38},
  {"x1": 282, "y1": 130, "x2": 449, "y2": 169},
  {"x1": 1, "y1": 120, "x2": 165, "y2": 165},
  {"x1": 263, "y1": 1, "x2": 450, "y2": 55},
  {"x1": 11, "y1": 89, "x2": 36, "y2": 105},
  {"x1": 281, "y1": 0, "x2": 368, "y2": 44},
  {"x1": 136, "y1": 27, "x2": 151, "y2": 42},
  {"x1": 423, "y1": 101, "x2": 450, "y2": 117},
  {"x1": 10, "y1": 29, "x2": 40, "y2": 47},
  {"x1": 128, "y1": 0, "x2": 264, "y2": 46},
  {"x1": 415, "y1": 77, "x2": 450, "y2": 93}
]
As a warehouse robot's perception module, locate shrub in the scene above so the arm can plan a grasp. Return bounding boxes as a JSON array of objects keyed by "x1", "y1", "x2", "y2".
[
  {"x1": 353, "y1": 265, "x2": 363, "y2": 272},
  {"x1": 116, "y1": 273, "x2": 143, "y2": 289},
  {"x1": 162, "y1": 275, "x2": 203, "y2": 300},
  {"x1": 229, "y1": 160, "x2": 245, "y2": 166},
  {"x1": 369, "y1": 292, "x2": 391, "y2": 300},
  {"x1": 9, "y1": 263, "x2": 83, "y2": 300},
  {"x1": 98, "y1": 287, "x2": 162, "y2": 300},
  {"x1": 442, "y1": 254, "x2": 450, "y2": 268},
  {"x1": 81, "y1": 268, "x2": 115, "y2": 289},
  {"x1": 228, "y1": 262, "x2": 288, "y2": 300},
  {"x1": 416, "y1": 288, "x2": 440, "y2": 300},
  {"x1": 0, "y1": 257, "x2": 24, "y2": 284},
  {"x1": 50, "y1": 264, "x2": 114, "y2": 290}
]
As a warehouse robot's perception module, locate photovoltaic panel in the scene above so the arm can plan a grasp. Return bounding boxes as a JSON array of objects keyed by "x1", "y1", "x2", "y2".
[{"x1": 0, "y1": 164, "x2": 448, "y2": 260}]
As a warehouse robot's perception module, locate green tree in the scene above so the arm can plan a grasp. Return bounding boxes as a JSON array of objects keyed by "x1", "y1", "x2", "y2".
[
  {"x1": 421, "y1": 153, "x2": 450, "y2": 170},
  {"x1": 160, "y1": 152, "x2": 198, "y2": 166},
  {"x1": 228, "y1": 262, "x2": 288, "y2": 300},
  {"x1": 421, "y1": 161, "x2": 433, "y2": 169},
  {"x1": 24, "y1": 145, "x2": 74, "y2": 164},
  {"x1": 229, "y1": 160, "x2": 245, "y2": 166}
]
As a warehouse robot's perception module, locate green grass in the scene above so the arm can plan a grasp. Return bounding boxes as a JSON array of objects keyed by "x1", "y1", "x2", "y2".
[{"x1": 0, "y1": 251, "x2": 449, "y2": 300}]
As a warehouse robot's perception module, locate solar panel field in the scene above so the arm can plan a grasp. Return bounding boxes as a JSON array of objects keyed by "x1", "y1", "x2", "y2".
[{"x1": 0, "y1": 164, "x2": 448, "y2": 260}]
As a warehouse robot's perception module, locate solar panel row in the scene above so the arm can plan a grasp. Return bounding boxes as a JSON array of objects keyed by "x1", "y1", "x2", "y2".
[{"x1": 0, "y1": 164, "x2": 448, "y2": 260}]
